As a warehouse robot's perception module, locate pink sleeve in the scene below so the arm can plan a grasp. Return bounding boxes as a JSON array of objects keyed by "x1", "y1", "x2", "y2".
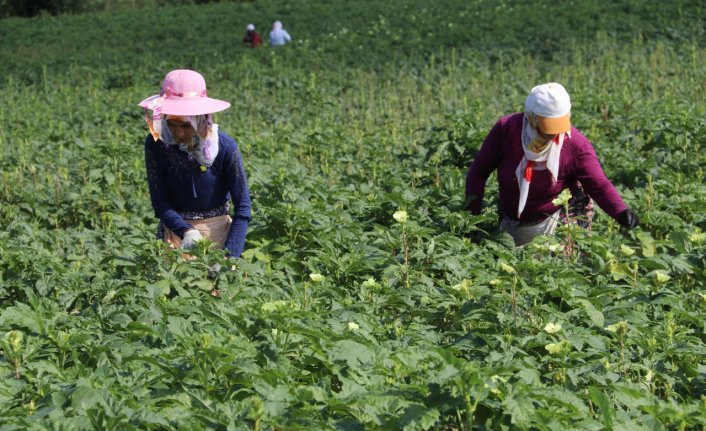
[
  {"x1": 572, "y1": 132, "x2": 628, "y2": 219},
  {"x1": 465, "y1": 119, "x2": 504, "y2": 214}
]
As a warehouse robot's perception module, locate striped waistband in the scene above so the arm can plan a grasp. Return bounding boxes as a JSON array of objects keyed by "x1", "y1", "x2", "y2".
[{"x1": 178, "y1": 203, "x2": 229, "y2": 221}]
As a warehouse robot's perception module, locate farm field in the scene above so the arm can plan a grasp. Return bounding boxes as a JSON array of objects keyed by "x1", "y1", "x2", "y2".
[{"x1": 0, "y1": 0, "x2": 705, "y2": 429}]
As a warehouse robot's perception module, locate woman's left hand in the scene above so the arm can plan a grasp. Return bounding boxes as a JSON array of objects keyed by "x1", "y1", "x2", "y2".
[{"x1": 618, "y1": 209, "x2": 640, "y2": 229}]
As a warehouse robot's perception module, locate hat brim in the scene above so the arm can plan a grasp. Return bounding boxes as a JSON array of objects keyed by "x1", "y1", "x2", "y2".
[
  {"x1": 138, "y1": 95, "x2": 231, "y2": 116},
  {"x1": 537, "y1": 113, "x2": 571, "y2": 134}
]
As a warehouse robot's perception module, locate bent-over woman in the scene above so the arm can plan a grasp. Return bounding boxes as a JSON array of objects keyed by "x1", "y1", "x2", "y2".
[
  {"x1": 139, "y1": 69, "x2": 251, "y2": 257},
  {"x1": 465, "y1": 82, "x2": 639, "y2": 246}
]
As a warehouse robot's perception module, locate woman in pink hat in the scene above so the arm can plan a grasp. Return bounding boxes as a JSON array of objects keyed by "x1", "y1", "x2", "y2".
[
  {"x1": 465, "y1": 82, "x2": 639, "y2": 246},
  {"x1": 139, "y1": 69, "x2": 251, "y2": 258}
]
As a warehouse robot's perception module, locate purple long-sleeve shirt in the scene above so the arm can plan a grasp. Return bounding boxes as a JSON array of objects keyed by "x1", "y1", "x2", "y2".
[
  {"x1": 465, "y1": 113, "x2": 627, "y2": 223},
  {"x1": 145, "y1": 130, "x2": 251, "y2": 257}
]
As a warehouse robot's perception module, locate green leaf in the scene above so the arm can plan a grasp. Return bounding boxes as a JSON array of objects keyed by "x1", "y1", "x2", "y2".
[
  {"x1": 167, "y1": 316, "x2": 193, "y2": 339},
  {"x1": 0, "y1": 377, "x2": 25, "y2": 405},
  {"x1": 541, "y1": 387, "x2": 589, "y2": 414},
  {"x1": 612, "y1": 383, "x2": 652, "y2": 409},
  {"x1": 517, "y1": 368, "x2": 541, "y2": 385},
  {"x1": 0, "y1": 304, "x2": 41, "y2": 333},
  {"x1": 589, "y1": 387, "x2": 613, "y2": 427},
  {"x1": 574, "y1": 298, "x2": 605, "y2": 328},
  {"x1": 398, "y1": 404, "x2": 440, "y2": 431},
  {"x1": 637, "y1": 231, "x2": 656, "y2": 257},
  {"x1": 504, "y1": 395, "x2": 535, "y2": 427},
  {"x1": 328, "y1": 340, "x2": 375, "y2": 368},
  {"x1": 70, "y1": 386, "x2": 105, "y2": 411}
]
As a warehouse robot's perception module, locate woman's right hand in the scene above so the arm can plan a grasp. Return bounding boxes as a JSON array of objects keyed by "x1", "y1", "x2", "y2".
[{"x1": 181, "y1": 229, "x2": 203, "y2": 250}]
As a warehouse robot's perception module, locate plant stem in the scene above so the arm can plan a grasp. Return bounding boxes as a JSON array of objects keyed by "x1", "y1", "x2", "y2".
[
  {"x1": 511, "y1": 276, "x2": 518, "y2": 330},
  {"x1": 402, "y1": 224, "x2": 410, "y2": 288}
]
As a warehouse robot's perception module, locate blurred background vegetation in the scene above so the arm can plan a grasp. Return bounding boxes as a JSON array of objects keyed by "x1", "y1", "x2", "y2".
[{"x1": 0, "y1": 0, "x2": 241, "y2": 17}]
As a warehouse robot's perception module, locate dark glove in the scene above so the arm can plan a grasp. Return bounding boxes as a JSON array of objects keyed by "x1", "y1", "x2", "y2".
[
  {"x1": 464, "y1": 230, "x2": 484, "y2": 243},
  {"x1": 618, "y1": 209, "x2": 640, "y2": 229}
]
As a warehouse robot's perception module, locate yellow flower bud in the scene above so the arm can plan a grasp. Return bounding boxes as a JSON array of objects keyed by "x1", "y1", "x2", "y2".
[
  {"x1": 543, "y1": 322, "x2": 562, "y2": 334},
  {"x1": 7, "y1": 330, "x2": 23, "y2": 352},
  {"x1": 393, "y1": 210, "x2": 408, "y2": 224},
  {"x1": 654, "y1": 271, "x2": 670, "y2": 284},
  {"x1": 309, "y1": 273, "x2": 324, "y2": 283},
  {"x1": 620, "y1": 245, "x2": 635, "y2": 256},
  {"x1": 499, "y1": 261, "x2": 516, "y2": 274}
]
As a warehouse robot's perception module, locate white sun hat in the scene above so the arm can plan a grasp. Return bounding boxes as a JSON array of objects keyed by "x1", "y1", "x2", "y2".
[{"x1": 524, "y1": 82, "x2": 572, "y2": 134}]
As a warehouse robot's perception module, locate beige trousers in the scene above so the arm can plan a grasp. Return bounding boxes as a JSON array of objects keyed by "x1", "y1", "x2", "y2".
[
  {"x1": 500, "y1": 211, "x2": 560, "y2": 247},
  {"x1": 163, "y1": 214, "x2": 232, "y2": 250}
]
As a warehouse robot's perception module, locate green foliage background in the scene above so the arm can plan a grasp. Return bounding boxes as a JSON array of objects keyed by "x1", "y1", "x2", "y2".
[
  {"x1": 0, "y1": 0, "x2": 705, "y2": 429},
  {"x1": 0, "y1": 0, "x2": 229, "y2": 18}
]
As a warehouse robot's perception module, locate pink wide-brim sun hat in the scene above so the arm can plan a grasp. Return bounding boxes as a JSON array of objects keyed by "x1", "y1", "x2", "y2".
[{"x1": 138, "y1": 69, "x2": 230, "y2": 116}]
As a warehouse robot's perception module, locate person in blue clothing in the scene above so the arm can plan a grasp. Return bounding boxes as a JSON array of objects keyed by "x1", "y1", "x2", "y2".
[
  {"x1": 138, "y1": 69, "x2": 251, "y2": 258},
  {"x1": 269, "y1": 20, "x2": 291, "y2": 46}
]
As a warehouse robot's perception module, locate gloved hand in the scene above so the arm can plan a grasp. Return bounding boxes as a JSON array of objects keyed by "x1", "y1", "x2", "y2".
[
  {"x1": 181, "y1": 229, "x2": 203, "y2": 250},
  {"x1": 618, "y1": 209, "x2": 640, "y2": 229},
  {"x1": 464, "y1": 229, "x2": 485, "y2": 243}
]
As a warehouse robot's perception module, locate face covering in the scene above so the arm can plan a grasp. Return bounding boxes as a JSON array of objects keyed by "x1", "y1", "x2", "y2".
[
  {"x1": 159, "y1": 114, "x2": 220, "y2": 167},
  {"x1": 514, "y1": 111, "x2": 570, "y2": 218}
]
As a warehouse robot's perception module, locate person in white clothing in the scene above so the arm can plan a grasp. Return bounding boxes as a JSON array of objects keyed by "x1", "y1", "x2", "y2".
[{"x1": 269, "y1": 20, "x2": 292, "y2": 46}]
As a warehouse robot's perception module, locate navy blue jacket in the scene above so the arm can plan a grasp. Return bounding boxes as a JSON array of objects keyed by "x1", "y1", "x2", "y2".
[{"x1": 144, "y1": 130, "x2": 251, "y2": 257}]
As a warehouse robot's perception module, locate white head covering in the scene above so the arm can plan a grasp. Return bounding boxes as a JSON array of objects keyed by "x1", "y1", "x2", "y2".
[
  {"x1": 246, "y1": 24, "x2": 255, "y2": 31},
  {"x1": 273, "y1": 20, "x2": 283, "y2": 30},
  {"x1": 515, "y1": 83, "x2": 572, "y2": 218},
  {"x1": 525, "y1": 83, "x2": 571, "y2": 120}
]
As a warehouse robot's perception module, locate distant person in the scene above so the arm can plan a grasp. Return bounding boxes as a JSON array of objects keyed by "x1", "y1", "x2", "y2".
[
  {"x1": 465, "y1": 82, "x2": 639, "y2": 246},
  {"x1": 269, "y1": 20, "x2": 291, "y2": 46},
  {"x1": 138, "y1": 69, "x2": 251, "y2": 259},
  {"x1": 243, "y1": 23, "x2": 262, "y2": 48}
]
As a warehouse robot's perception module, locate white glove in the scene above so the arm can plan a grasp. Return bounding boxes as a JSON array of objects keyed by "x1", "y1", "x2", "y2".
[{"x1": 181, "y1": 229, "x2": 203, "y2": 250}]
